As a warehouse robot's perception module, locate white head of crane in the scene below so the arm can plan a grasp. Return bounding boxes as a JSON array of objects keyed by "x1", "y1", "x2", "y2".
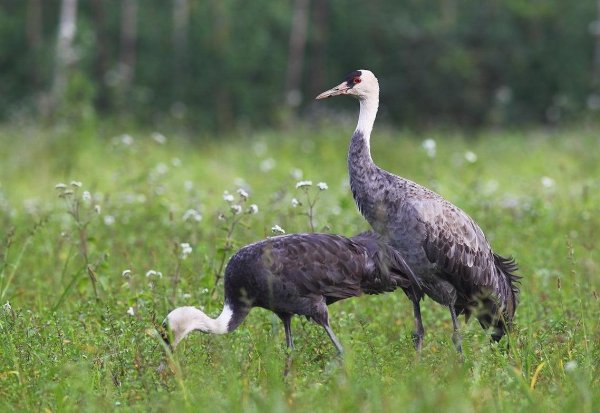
[{"x1": 316, "y1": 70, "x2": 380, "y2": 139}]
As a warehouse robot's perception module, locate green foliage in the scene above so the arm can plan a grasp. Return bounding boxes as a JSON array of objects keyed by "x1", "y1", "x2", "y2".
[
  {"x1": 0, "y1": 123, "x2": 598, "y2": 411},
  {"x1": 0, "y1": 1, "x2": 598, "y2": 128}
]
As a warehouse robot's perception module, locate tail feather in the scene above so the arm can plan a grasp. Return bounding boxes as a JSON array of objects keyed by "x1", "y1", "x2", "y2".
[
  {"x1": 493, "y1": 253, "x2": 521, "y2": 310},
  {"x1": 486, "y1": 253, "x2": 521, "y2": 341}
]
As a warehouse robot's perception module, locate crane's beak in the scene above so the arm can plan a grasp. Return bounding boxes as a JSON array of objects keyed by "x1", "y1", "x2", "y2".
[
  {"x1": 159, "y1": 320, "x2": 173, "y2": 352},
  {"x1": 315, "y1": 82, "x2": 350, "y2": 100}
]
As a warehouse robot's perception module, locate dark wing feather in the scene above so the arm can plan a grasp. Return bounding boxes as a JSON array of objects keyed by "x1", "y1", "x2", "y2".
[
  {"x1": 263, "y1": 234, "x2": 368, "y2": 303},
  {"x1": 351, "y1": 231, "x2": 421, "y2": 293}
]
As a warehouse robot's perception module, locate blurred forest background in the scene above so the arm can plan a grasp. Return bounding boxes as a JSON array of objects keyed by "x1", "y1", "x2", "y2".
[{"x1": 1, "y1": 0, "x2": 600, "y2": 131}]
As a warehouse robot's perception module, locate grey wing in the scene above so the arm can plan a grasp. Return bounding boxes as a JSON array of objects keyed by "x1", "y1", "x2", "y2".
[{"x1": 412, "y1": 198, "x2": 499, "y2": 294}]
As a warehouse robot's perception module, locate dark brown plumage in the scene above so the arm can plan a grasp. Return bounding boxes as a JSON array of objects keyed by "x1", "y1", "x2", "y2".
[{"x1": 162, "y1": 231, "x2": 419, "y2": 354}]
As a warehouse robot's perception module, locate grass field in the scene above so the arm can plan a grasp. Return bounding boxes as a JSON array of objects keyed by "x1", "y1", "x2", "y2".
[{"x1": 0, "y1": 121, "x2": 598, "y2": 412}]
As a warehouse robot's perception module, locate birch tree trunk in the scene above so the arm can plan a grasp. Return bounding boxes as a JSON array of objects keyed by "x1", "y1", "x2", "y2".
[
  {"x1": 593, "y1": 0, "x2": 600, "y2": 89},
  {"x1": 173, "y1": 0, "x2": 190, "y2": 101},
  {"x1": 92, "y1": 0, "x2": 109, "y2": 111},
  {"x1": 51, "y1": 0, "x2": 78, "y2": 110},
  {"x1": 119, "y1": 0, "x2": 138, "y2": 94},
  {"x1": 26, "y1": 0, "x2": 43, "y2": 90},
  {"x1": 284, "y1": 0, "x2": 310, "y2": 109},
  {"x1": 309, "y1": 0, "x2": 328, "y2": 98}
]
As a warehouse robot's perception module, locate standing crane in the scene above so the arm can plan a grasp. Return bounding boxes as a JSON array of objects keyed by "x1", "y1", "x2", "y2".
[
  {"x1": 316, "y1": 70, "x2": 520, "y2": 353},
  {"x1": 161, "y1": 231, "x2": 419, "y2": 354}
]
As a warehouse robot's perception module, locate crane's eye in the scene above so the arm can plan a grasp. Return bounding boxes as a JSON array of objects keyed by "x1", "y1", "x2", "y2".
[{"x1": 353, "y1": 77, "x2": 361, "y2": 84}]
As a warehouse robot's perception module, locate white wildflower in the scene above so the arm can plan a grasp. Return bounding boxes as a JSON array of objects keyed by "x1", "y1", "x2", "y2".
[
  {"x1": 103, "y1": 215, "x2": 115, "y2": 226},
  {"x1": 55, "y1": 183, "x2": 67, "y2": 190},
  {"x1": 70, "y1": 181, "x2": 82, "y2": 188},
  {"x1": 230, "y1": 204, "x2": 242, "y2": 215},
  {"x1": 564, "y1": 360, "x2": 577, "y2": 372},
  {"x1": 317, "y1": 182, "x2": 328, "y2": 191},
  {"x1": 171, "y1": 158, "x2": 182, "y2": 167},
  {"x1": 253, "y1": 141, "x2": 267, "y2": 155},
  {"x1": 201, "y1": 288, "x2": 209, "y2": 294},
  {"x1": 217, "y1": 213, "x2": 226, "y2": 221},
  {"x1": 464, "y1": 151, "x2": 478, "y2": 163},
  {"x1": 94, "y1": 204, "x2": 102, "y2": 214},
  {"x1": 271, "y1": 225, "x2": 285, "y2": 234},
  {"x1": 120, "y1": 134, "x2": 134, "y2": 146},
  {"x1": 145, "y1": 270, "x2": 163, "y2": 278},
  {"x1": 2, "y1": 301, "x2": 11, "y2": 312},
  {"x1": 182, "y1": 208, "x2": 202, "y2": 222},
  {"x1": 291, "y1": 168, "x2": 303, "y2": 180},
  {"x1": 296, "y1": 180, "x2": 313, "y2": 189},
  {"x1": 154, "y1": 163, "x2": 168, "y2": 176},
  {"x1": 82, "y1": 191, "x2": 92, "y2": 202},
  {"x1": 152, "y1": 132, "x2": 167, "y2": 144},
  {"x1": 180, "y1": 243, "x2": 192, "y2": 260},
  {"x1": 260, "y1": 158, "x2": 276, "y2": 172},
  {"x1": 234, "y1": 177, "x2": 248, "y2": 188},
  {"x1": 223, "y1": 191, "x2": 235, "y2": 203},
  {"x1": 122, "y1": 269, "x2": 132, "y2": 279},
  {"x1": 127, "y1": 307, "x2": 135, "y2": 316},
  {"x1": 541, "y1": 176, "x2": 555, "y2": 189},
  {"x1": 236, "y1": 188, "x2": 249, "y2": 200},
  {"x1": 291, "y1": 198, "x2": 300, "y2": 208},
  {"x1": 422, "y1": 139, "x2": 436, "y2": 158},
  {"x1": 483, "y1": 180, "x2": 499, "y2": 195},
  {"x1": 184, "y1": 180, "x2": 194, "y2": 191},
  {"x1": 182, "y1": 293, "x2": 192, "y2": 299},
  {"x1": 23, "y1": 199, "x2": 39, "y2": 215},
  {"x1": 247, "y1": 204, "x2": 259, "y2": 214}
]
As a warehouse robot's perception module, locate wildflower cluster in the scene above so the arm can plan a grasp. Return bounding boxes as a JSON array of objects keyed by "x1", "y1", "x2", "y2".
[
  {"x1": 271, "y1": 224, "x2": 285, "y2": 235},
  {"x1": 212, "y1": 187, "x2": 260, "y2": 290},
  {"x1": 221, "y1": 188, "x2": 259, "y2": 219},
  {"x1": 55, "y1": 181, "x2": 104, "y2": 299},
  {"x1": 293, "y1": 179, "x2": 329, "y2": 232}
]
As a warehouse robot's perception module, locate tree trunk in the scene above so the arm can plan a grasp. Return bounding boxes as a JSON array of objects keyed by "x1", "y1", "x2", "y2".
[
  {"x1": 211, "y1": 0, "x2": 233, "y2": 132},
  {"x1": 593, "y1": 0, "x2": 600, "y2": 88},
  {"x1": 309, "y1": 0, "x2": 328, "y2": 98},
  {"x1": 26, "y1": 0, "x2": 43, "y2": 89},
  {"x1": 284, "y1": 0, "x2": 310, "y2": 109},
  {"x1": 92, "y1": 0, "x2": 110, "y2": 111},
  {"x1": 51, "y1": 0, "x2": 78, "y2": 110},
  {"x1": 173, "y1": 0, "x2": 190, "y2": 101},
  {"x1": 119, "y1": 0, "x2": 138, "y2": 94}
]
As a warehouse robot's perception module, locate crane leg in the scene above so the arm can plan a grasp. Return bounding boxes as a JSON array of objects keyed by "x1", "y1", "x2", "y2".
[
  {"x1": 322, "y1": 323, "x2": 344, "y2": 355},
  {"x1": 278, "y1": 313, "x2": 295, "y2": 350},
  {"x1": 277, "y1": 313, "x2": 295, "y2": 377},
  {"x1": 449, "y1": 305, "x2": 463, "y2": 357},
  {"x1": 412, "y1": 300, "x2": 425, "y2": 352}
]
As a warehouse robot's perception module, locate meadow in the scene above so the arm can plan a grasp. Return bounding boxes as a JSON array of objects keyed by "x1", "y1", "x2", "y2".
[{"x1": 0, "y1": 121, "x2": 598, "y2": 412}]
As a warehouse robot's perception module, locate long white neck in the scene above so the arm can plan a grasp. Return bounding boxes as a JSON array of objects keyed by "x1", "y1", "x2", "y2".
[
  {"x1": 355, "y1": 92, "x2": 379, "y2": 145},
  {"x1": 166, "y1": 304, "x2": 234, "y2": 348}
]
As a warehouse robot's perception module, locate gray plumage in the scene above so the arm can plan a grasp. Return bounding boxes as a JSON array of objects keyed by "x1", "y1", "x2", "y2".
[
  {"x1": 162, "y1": 231, "x2": 419, "y2": 354},
  {"x1": 317, "y1": 70, "x2": 521, "y2": 353}
]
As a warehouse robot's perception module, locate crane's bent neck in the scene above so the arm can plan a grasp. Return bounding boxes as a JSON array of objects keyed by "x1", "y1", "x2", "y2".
[{"x1": 168, "y1": 304, "x2": 234, "y2": 348}]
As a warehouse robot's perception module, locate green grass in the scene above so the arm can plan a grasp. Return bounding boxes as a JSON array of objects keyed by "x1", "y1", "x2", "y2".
[{"x1": 0, "y1": 121, "x2": 598, "y2": 412}]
